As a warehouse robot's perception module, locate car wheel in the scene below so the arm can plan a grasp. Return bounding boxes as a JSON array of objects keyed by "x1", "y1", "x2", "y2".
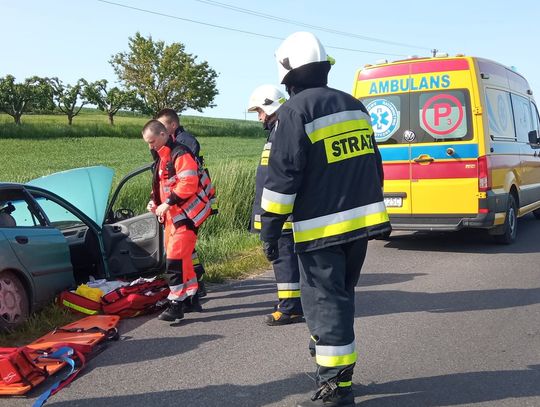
[
  {"x1": 0, "y1": 271, "x2": 30, "y2": 331},
  {"x1": 494, "y1": 195, "x2": 518, "y2": 244},
  {"x1": 533, "y1": 208, "x2": 540, "y2": 220}
]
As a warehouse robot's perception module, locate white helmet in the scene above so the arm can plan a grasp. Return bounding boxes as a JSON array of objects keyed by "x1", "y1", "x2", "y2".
[
  {"x1": 247, "y1": 84, "x2": 286, "y2": 116},
  {"x1": 275, "y1": 31, "x2": 327, "y2": 84}
]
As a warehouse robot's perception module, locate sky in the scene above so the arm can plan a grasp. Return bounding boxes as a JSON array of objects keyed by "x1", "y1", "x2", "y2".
[{"x1": 2, "y1": 0, "x2": 540, "y2": 121}]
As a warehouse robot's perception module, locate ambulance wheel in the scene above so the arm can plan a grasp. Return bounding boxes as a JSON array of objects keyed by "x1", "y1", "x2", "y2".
[
  {"x1": 533, "y1": 208, "x2": 540, "y2": 220},
  {"x1": 375, "y1": 231, "x2": 391, "y2": 240},
  {"x1": 0, "y1": 271, "x2": 29, "y2": 331},
  {"x1": 494, "y1": 195, "x2": 517, "y2": 244}
]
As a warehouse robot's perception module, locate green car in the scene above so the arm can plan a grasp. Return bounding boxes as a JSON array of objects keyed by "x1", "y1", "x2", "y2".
[{"x1": 0, "y1": 165, "x2": 164, "y2": 331}]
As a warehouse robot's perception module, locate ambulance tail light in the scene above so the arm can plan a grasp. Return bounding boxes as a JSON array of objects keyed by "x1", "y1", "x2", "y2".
[{"x1": 478, "y1": 155, "x2": 491, "y2": 192}]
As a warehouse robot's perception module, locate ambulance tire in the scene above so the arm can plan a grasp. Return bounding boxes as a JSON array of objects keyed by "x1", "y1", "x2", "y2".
[
  {"x1": 375, "y1": 231, "x2": 391, "y2": 240},
  {"x1": 533, "y1": 208, "x2": 540, "y2": 220},
  {"x1": 494, "y1": 195, "x2": 517, "y2": 245}
]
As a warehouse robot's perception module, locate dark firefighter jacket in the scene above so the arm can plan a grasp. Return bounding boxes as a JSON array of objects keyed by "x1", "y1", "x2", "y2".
[
  {"x1": 260, "y1": 86, "x2": 391, "y2": 253},
  {"x1": 251, "y1": 118, "x2": 292, "y2": 234}
]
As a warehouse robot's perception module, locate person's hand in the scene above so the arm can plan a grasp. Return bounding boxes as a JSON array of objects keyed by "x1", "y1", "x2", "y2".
[
  {"x1": 262, "y1": 240, "x2": 279, "y2": 262},
  {"x1": 147, "y1": 200, "x2": 157, "y2": 213},
  {"x1": 155, "y1": 203, "x2": 171, "y2": 218}
]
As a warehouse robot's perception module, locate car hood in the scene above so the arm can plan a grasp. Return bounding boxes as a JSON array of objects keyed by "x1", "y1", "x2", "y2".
[{"x1": 26, "y1": 166, "x2": 114, "y2": 225}]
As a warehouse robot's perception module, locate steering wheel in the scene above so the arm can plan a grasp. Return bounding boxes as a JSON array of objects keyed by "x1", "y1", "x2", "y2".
[{"x1": 114, "y1": 208, "x2": 135, "y2": 221}]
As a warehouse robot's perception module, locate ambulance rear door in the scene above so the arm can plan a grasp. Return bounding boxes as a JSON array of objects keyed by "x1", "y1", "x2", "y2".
[{"x1": 406, "y1": 59, "x2": 479, "y2": 217}]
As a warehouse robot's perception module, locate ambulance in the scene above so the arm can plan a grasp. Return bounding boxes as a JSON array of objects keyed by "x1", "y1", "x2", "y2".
[{"x1": 352, "y1": 55, "x2": 540, "y2": 243}]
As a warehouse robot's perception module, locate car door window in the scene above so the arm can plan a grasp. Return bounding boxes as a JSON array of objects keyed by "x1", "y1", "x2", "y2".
[
  {"x1": 0, "y1": 190, "x2": 45, "y2": 227},
  {"x1": 32, "y1": 195, "x2": 85, "y2": 230}
]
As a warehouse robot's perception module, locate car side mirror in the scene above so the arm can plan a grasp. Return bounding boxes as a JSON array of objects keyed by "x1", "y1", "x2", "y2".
[{"x1": 528, "y1": 130, "x2": 539, "y2": 144}]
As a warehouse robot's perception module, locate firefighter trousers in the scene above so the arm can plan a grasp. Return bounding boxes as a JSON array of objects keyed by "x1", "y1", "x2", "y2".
[
  {"x1": 297, "y1": 237, "x2": 368, "y2": 385},
  {"x1": 272, "y1": 233, "x2": 302, "y2": 315},
  {"x1": 164, "y1": 222, "x2": 198, "y2": 302}
]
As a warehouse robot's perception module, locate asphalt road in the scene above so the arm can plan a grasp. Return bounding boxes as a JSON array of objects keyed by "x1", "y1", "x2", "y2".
[{"x1": 5, "y1": 213, "x2": 540, "y2": 407}]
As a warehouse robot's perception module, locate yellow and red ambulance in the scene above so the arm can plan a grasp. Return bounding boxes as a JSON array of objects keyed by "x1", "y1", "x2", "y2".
[{"x1": 352, "y1": 55, "x2": 540, "y2": 243}]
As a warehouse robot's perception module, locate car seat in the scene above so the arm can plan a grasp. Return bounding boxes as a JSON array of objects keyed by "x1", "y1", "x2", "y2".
[{"x1": 0, "y1": 213, "x2": 16, "y2": 227}]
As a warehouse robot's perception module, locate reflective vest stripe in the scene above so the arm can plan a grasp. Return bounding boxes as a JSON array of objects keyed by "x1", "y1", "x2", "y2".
[
  {"x1": 315, "y1": 341, "x2": 357, "y2": 367},
  {"x1": 293, "y1": 201, "x2": 388, "y2": 243},
  {"x1": 261, "y1": 188, "x2": 296, "y2": 215},
  {"x1": 277, "y1": 283, "x2": 300, "y2": 290},
  {"x1": 305, "y1": 110, "x2": 371, "y2": 144},
  {"x1": 192, "y1": 201, "x2": 212, "y2": 226}
]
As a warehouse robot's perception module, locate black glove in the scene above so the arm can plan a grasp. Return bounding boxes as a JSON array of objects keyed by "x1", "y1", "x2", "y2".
[{"x1": 262, "y1": 240, "x2": 279, "y2": 262}]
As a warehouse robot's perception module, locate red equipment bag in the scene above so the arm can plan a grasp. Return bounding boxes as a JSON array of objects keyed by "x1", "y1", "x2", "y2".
[
  {"x1": 57, "y1": 290, "x2": 102, "y2": 315},
  {"x1": 101, "y1": 278, "x2": 170, "y2": 318},
  {"x1": 0, "y1": 347, "x2": 48, "y2": 387}
]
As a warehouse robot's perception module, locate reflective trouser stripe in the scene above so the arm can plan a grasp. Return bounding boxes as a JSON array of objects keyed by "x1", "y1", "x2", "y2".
[
  {"x1": 293, "y1": 201, "x2": 388, "y2": 243},
  {"x1": 261, "y1": 188, "x2": 295, "y2": 215},
  {"x1": 315, "y1": 342, "x2": 357, "y2": 367},
  {"x1": 277, "y1": 283, "x2": 300, "y2": 299},
  {"x1": 168, "y1": 276, "x2": 198, "y2": 301},
  {"x1": 305, "y1": 111, "x2": 372, "y2": 144},
  {"x1": 338, "y1": 381, "x2": 352, "y2": 387},
  {"x1": 278, "y1": 290, "x2": 301, "y2": 299}
]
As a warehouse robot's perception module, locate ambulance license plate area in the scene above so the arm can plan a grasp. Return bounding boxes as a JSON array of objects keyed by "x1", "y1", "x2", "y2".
[{"x1": 384, "y1": 197, "x2": 403, "y2": 207}]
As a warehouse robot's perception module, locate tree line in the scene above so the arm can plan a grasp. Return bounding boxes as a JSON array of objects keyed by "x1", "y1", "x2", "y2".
[{"x1": 0, "y1": 33, "x2": 219, "y2": 126}]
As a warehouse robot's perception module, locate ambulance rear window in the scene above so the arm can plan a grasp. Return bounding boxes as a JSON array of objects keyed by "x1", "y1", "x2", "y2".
[{"x1": 361, "y1": 89, "x2": 473, "y2": 144}]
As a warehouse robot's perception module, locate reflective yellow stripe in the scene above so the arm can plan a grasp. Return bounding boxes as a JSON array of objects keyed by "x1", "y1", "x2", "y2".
[
  {"x1": 294, "y1": 212, "x2": 389, "y2": 243},
  {"x1": 253, "y1": 221, "x2": 293, "y2": 231},
  {"x1": 305, "y1": 110, "x2": 371, "y2": 143},
  {"x1": 278, "y1": 290, "x2": 301, "y2": 299},
  {"x1": 338, "y1": 381, "x2": 352, "y2": 387},
  {"x1": 62, "y1": 300, "x2": 99, "y2": 315},
  {"x1": 261, "y1": 189, "x2": 296, "y2": 215},
  {"x1": 316, "y1": 351, "x2": 357, "y2": 367},
  {"x1": 308, "y1": 119, "x2": 371, "y2": 144}
]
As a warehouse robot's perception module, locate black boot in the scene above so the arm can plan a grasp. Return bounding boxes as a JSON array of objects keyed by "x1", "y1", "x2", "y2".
[
  {"x1": 296, "y1": 385, "x2": 354, "y2": 407},
  {"x1": 158, "y1": 300, "x2": 184, "y2": 321},
  {"x1": 183, "y1": 295, "x2": 203, "y2": 313},
  {"x1": 197, "y1": 279, "x2": 207, "y2": 298}
]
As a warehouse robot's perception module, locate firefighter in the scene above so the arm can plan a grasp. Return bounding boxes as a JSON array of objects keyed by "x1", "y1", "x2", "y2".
[
  {"x1": 156, "y1": 108, "x2": 208, "y2": 301},
  {"x1": 259, "y1": 32, "x2": 391, "y2": 406},
  {"x1": 247, "y1": 84, "x2": 304, "y2": 326},
  {"x1": 143, "y1": 119, "x2": 205, "y2": 322}
]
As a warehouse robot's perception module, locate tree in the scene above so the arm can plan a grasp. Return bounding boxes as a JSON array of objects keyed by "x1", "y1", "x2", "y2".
[
  {"x1": 49, "y1": 78, "x2": 88, "y2": 125},
  {"x1": 85, "y1": 80, "x2": 138, "y2": 125},
  {"x1": 0, "y1": 75, "x2": 53, "y2": 124},
  {"x1": 110, "y1": 33, "x2": 219, "y2": 115}
]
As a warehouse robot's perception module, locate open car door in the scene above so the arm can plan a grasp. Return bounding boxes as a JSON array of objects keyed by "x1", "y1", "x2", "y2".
[{"x1": 102, "y1": 164, "x2": 165, "y2": 278}]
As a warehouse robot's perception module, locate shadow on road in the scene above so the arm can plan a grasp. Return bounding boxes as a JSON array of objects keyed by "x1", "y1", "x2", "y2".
[
  {"x1": 356, "y1": 364, "x2": 540, "y2": 406},
  {"x1": 358, "y1": 273, "x2": 426, "y2": 287},
  {"x1": 47, "y1": 373, "x2": 314, "y2": 407},
  {"x1": 355, "y1": 287, "x2": 540, "y2": 317},
  {"x1": 383, "y1": 213, "x2": 540, "y2": 254}
]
